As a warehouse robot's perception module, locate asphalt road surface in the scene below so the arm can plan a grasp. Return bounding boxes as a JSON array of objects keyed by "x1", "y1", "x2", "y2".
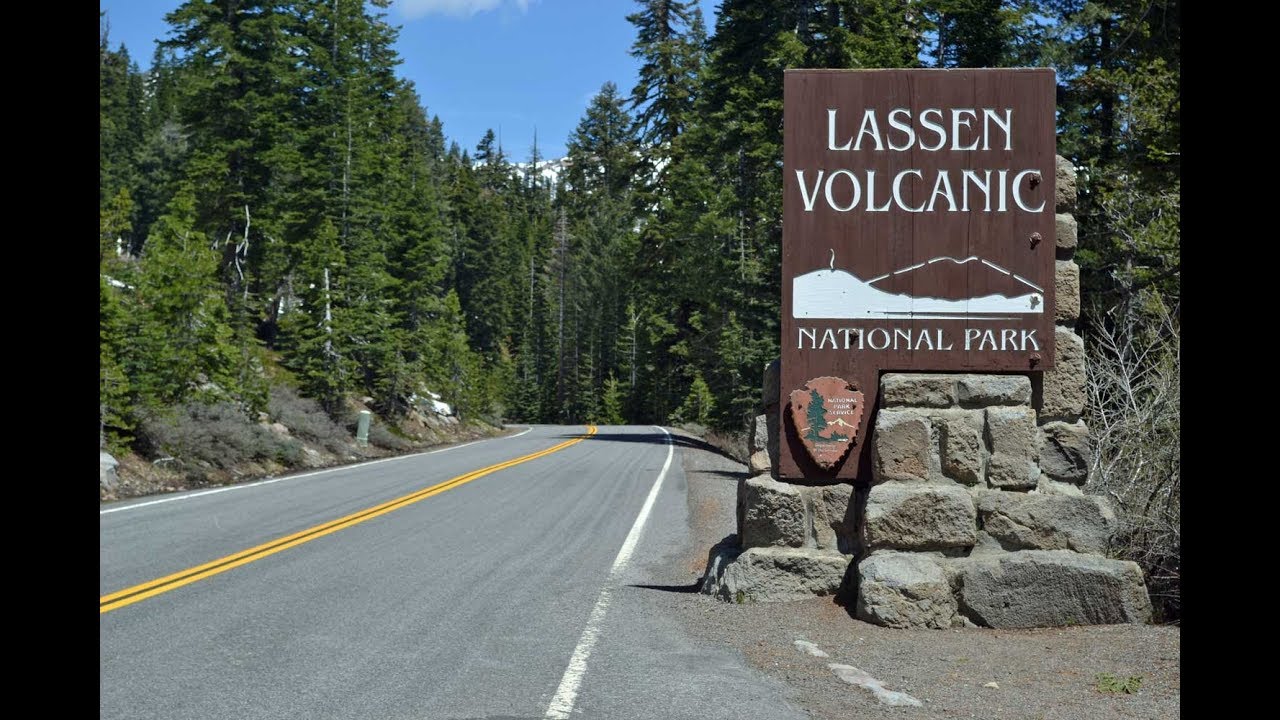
[{"x1": 100, "y1": 424, "x2": 807, "y2": 720}]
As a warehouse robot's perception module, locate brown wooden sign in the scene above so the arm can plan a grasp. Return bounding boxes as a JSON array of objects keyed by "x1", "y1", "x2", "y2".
[{"x1": 779, "y1": 69, "x2": 1056, "y2": 481}]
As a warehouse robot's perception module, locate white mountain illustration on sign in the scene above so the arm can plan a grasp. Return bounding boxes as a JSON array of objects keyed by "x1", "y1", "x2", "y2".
[{"x1": 792, "y1": 252, "x2": 1044, "y2": 320}]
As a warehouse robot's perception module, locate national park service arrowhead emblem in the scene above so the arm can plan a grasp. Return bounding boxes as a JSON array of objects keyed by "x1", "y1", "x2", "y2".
[{"x1": 789, "y1": 377, "x2": 864, "y2": 470}]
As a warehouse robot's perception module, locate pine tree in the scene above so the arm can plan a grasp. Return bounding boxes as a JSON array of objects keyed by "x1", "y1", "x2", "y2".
[
  {"x1": 924, "y1": 0, "x2": 1030, "y2": 68},
  {"x1": 385, "y1": 84, "x2": 457, "y2": 412},
  {"x1": 674, "y1": 372, "x2": 714, "y2": 426},
  {"x1": 277, "y1": 219, "x2": 348, "y2": 410},
  {"x1": 449, "y1": 134, "x2": 523, "y2": 363},
  {"x1": 100, "y1": 188, "x2": 136, "y2": 449},
  {"x1": 129, "y1": 187, "x2": 250, "y2": 409},
  {"x1": 1034, "y1": 0, "x2": 1180, "y2": 314},
  {"x1": 601, "y1": 373, "x2": 625, "y2": 425},
  {"x1": 100, "y1": 16, "x2": 146, "y2": 207},
  {"x1": 558, "y1": 83, "x2": 642, "y2": 422},
  {"x1": 626, "y1": 1, "x2": 706, "y2": 153},
  {"x1": 564, "y1": 82, "x2": 640, "y2": 200},
  {"x1": 163, "y1": 0, "x2": 302, "y2": 308},
  {"x1": 101, "y1": 274, "x2": 134, "y2": 450}
]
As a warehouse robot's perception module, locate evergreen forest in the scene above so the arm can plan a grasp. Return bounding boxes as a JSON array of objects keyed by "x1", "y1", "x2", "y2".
[
  {"x1": 101, "y1": 0, "x2": 1178, "y2": 615},
  {"x1": 102, "y1": 0, "x2": 1178, "y2": 431}
]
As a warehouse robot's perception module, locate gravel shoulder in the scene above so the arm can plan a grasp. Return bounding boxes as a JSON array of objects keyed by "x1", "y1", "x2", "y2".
[{"x1": 665, "y1": 430, "x2": 1181, "y2": 720}]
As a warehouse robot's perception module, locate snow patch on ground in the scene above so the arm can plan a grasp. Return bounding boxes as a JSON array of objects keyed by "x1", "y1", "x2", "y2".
[
  {"x1": 828, "y1": 664, "x2": 923, "y2": 707},
  {"x1": 793, "y1": 639, "x2": 829, "y2": 658}
]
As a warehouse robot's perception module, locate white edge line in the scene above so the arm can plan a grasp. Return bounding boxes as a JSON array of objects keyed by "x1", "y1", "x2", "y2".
[
  {"x1": 1012, "y1": 273, "x2": 1045, "y2": 292},
  {"x1": 99, "y1": 426, "x2": 534, "y2": 516},
  {"x1": 981, "y1": 258, "x2": 1012, "y2": 275},
  {"x1": 545, "y1": 426, "x2": 674, "y2": 720}
]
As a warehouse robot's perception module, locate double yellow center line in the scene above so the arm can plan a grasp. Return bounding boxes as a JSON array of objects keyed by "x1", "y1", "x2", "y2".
[{"x1": 101, "y1": 426, "x2": 597, "y2": 614}]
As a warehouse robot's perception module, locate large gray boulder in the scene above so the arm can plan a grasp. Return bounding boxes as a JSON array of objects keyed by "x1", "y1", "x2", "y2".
[
  {"x1": 882, "y1": 374, "x2": 957, "y2": 408},
  {"x1": 1034, "y1": 417, "x2": 1085, "y2": 484},
  {"x1": 739, "y1": 474, "x2": 807, "y2": 548},
  {"x1": 1036, "y1": 327, "x2": 1087, "y2": 421},
  {"x1": 100, "y1": 451, "x2": 119, "y2": 493},
  {"x1": 956, "y1": 550, "x2": 1151, "y2": 628},
  {"x1": 702, "y1": 546, "x2": 851, "y2": 603},
  {"x1": 977, "y1": 491, "x2": 1116, "y2": 554},
  {"x1": 765, "y1": 409, "x2": 780, "y2": 477},
  {"x1": 1036, "y1": 476, "x2": 1085, "y2": 497},
  {"x1": 985, "y1": 406, "x2": 1038, "y2": 489},
  {"x1": 1055, "y1": 155, "x2": 1077, "y2": 213},
  {"x1": 1055, "y1": 260, "x2": 1081, "y2": 325},
  {"x1": 856, "y1": 551, "x2": 960, "y2": 629},
  {"x1": 862, "y1": 482, "x2": 977, "y2": 551},
  {"x1": 872, "y1": 409, "x2": 935, "y2": 483},
  {"x1": 748, "y1": 413, "x2": 768, "y2": 455},
  {"x1": 1038, "y1": 420, "x2": 1091, "y2": 483},
  {"x1": 808, "y1": 483, "x2": 856, "y2": 554},
  {"x1": 956, "y1": 375, "x2": 1031, "y2": 407},
  {"x1": 1055, "y1": 212, "x2": 1078, "y2": 255},
  {"x1": 762, "y1": 358, "x2": 781, "y2": 408},
  {"x1": 933, "y1": 409, "x2": 985, "y2": 485}
]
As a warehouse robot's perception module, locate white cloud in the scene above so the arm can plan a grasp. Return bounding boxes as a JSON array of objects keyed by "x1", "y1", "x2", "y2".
[{"x1": 396, "y1": 0, "x2": 533, "y2": 20}]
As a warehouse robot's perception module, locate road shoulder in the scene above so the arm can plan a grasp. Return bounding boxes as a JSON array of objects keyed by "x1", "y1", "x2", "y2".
[{"x1": 667, "y1": 430, "x2": 1181, "y2": 720}]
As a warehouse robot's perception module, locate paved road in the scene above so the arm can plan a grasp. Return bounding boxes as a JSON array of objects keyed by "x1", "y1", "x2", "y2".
[{"x1": 100, "y1": 425, "x2": 806, "y2": 720}]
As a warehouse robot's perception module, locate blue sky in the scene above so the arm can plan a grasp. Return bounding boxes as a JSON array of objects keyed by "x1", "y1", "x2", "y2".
[{"x1": 99, "y1": 0, "x2": 721, "y2": 160}]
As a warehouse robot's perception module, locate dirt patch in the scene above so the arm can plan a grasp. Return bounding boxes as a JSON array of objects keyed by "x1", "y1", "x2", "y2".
[{"x1": 670, "y1": 433, "x2": 1180, "y2": 720}]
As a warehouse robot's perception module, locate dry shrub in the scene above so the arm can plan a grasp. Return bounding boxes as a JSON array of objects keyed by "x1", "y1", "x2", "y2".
[
  {"x1": 368, "y1": 417, "x2": 413, "y2": 451},
  {"x1": 1084, "y1": 298, "x2": 1180, "y2": 622},
  {"x1": 703, "y1": 427, "x2": 750, "y2": 464},
  {"x1": 139, "y1": 401, "x2": 303, "y2": 483},
  {"x1": 267, "y1": 385, "x2": 351, "y2": 454}
]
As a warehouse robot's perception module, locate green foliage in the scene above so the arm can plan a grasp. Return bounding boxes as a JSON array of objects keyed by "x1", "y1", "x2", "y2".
[
  {"x1": 924, "y1": 0, "x2": 1030, "y2": 68},
  {"x1": 601, "y1": 373, "x2": 626, "y2": 425},
  {"x1": 1095, "y1": 673, "x2": 1143, "y2": 695},
  {"x1": 275, "y1": 219, "x2": 347, "y2": 409},
  {"x1": 673, "y1": 372, "x2": 715, "y2": 426},
  {"x1": 100, "y1": 188, "x2": 133, "y2": 265},
  {"x1": 129, "y1": 187, "x2": 251, "y2": 409},
  {"x1": 626, "y1": 1, "x2": 705, "y2": 153},
  {"x1": 428, "y1": 290, "x2": 493, "y2": 421},
  {"x1": 1037, "y1": 0, "x2": 1180, "y2": 313},
  {"x1": 99, "y1": 0, "x2": 1178, "y2": 512},
  {"x1": 100, "y1": 19, "x2": 146, "y2": 210},
  {"x1": 100, "y1": 275, "x2": 134, "y2": 451}
]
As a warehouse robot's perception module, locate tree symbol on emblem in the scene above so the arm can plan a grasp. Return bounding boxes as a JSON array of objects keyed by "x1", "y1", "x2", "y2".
[
  {"x1": 803, "y1": 389, "x2": 826, "y2": 441},
  {"x1": 804, "y1": 389, "x2": 848, "y2": 442}
]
